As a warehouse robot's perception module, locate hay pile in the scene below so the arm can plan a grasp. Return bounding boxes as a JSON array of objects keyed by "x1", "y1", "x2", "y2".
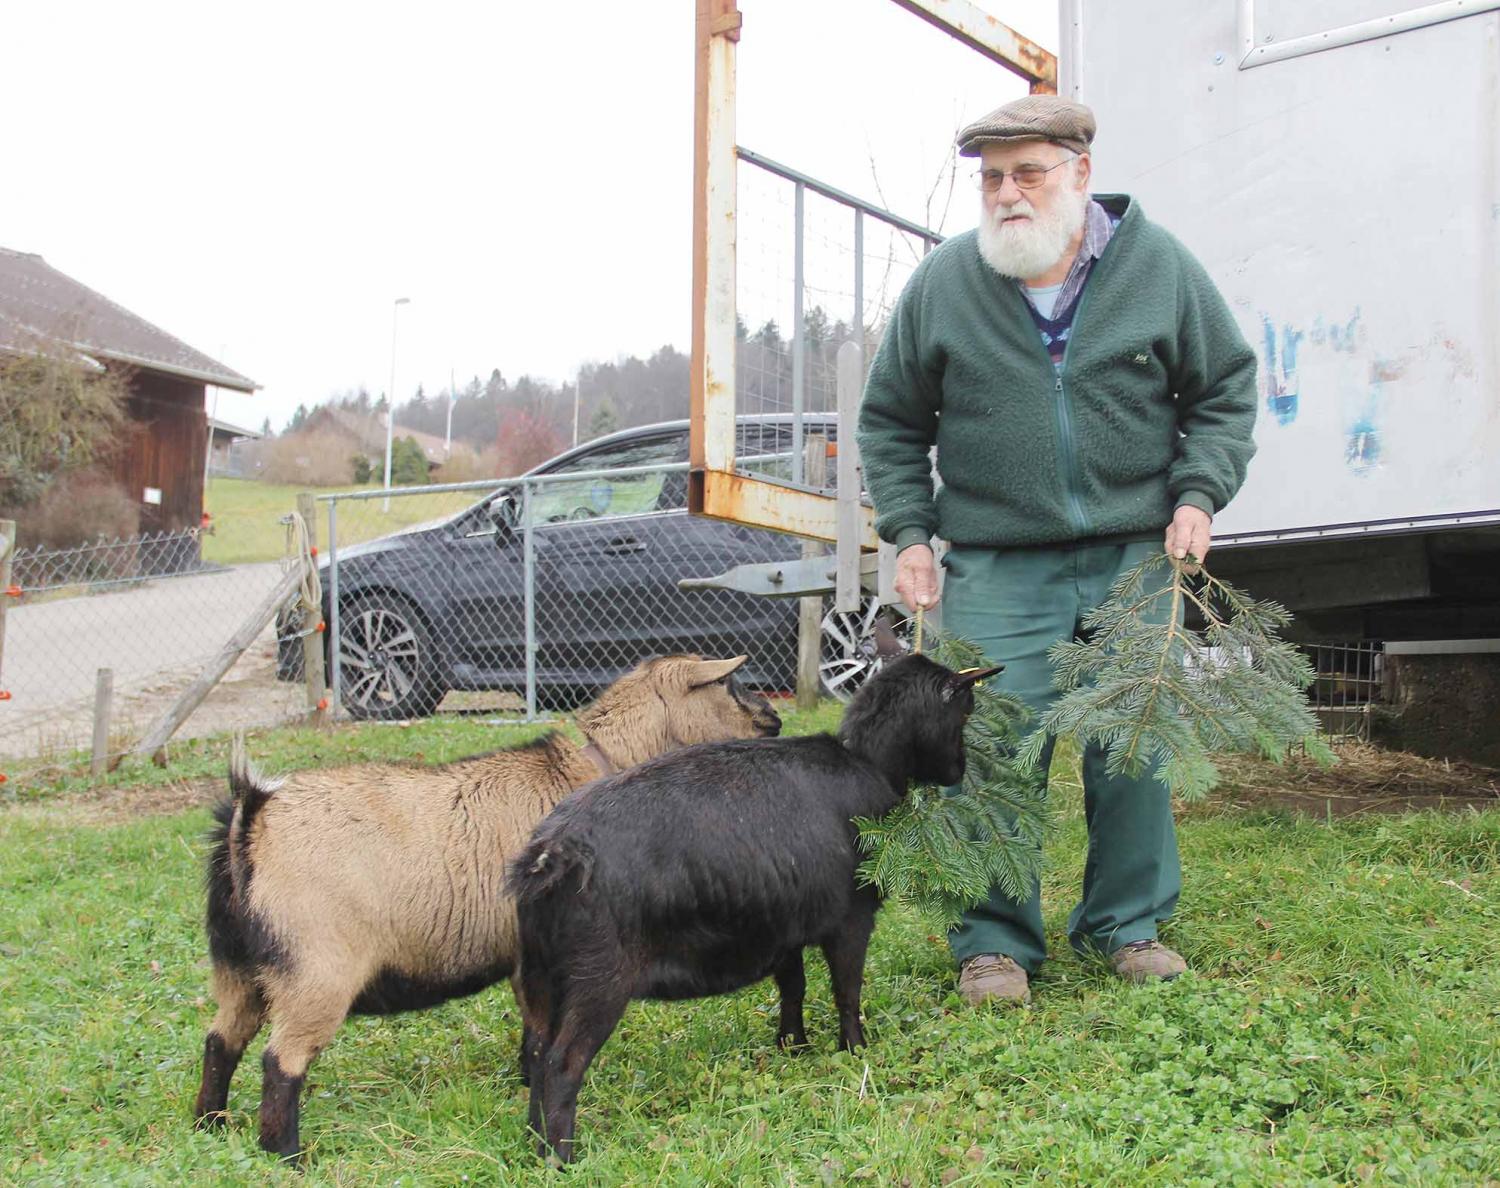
[{"x1": 1206, "y1": 740, "x2": 1499, "y2": 815}]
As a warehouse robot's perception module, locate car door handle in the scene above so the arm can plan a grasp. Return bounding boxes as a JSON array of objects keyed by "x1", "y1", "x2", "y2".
[{"x1": 602, "y1": 537, "x2": 646, "y2": 555}]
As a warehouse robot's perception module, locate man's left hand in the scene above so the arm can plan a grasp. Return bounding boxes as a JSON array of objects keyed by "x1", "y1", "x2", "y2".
[{"x1": 1165, "y1": 505, "x2": 1212, "y2": 573}]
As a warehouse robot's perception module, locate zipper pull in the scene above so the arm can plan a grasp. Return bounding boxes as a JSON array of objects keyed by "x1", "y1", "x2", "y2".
[{"x1": 1055, "y1": 376, "x2": 1063, "y2": 391}]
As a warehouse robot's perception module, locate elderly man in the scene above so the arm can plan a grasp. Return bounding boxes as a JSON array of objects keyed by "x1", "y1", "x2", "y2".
[{"x1": 856, "y1": 95, "x2": 1258, "y2": 1004}]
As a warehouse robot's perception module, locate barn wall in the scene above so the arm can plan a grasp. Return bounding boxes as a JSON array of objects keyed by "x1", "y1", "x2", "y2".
[{"x1": 115, "y1": 368, "x2": 206, "y2": 533}]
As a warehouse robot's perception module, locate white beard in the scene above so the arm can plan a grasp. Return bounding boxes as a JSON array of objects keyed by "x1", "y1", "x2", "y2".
[{"x1": 977, "y1": 180, "x2": 1089, "y2": 281}]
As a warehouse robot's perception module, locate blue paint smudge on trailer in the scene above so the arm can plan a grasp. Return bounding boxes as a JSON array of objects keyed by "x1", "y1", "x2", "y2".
[
  {"x1": 1260, "y1": 315, "x2": 1303, "y2": 426},
  {"x1": 1345, "y1": 418, "x2": 1380, "y2": 474},
  {"x1": 1345, "y1": 357, "x2": 1397, "y2": 477}
]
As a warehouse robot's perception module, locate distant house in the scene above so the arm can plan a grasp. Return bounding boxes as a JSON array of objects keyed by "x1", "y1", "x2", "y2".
[
  {"x1": 299, "y1": 405, "x2": 454, "y2": 470},
  {"x1": 207, "y1": 416, "x2": 264, "y2": 478},
  {"x1": 0, "y1": 246, "x2": 257, "y2": 533}
]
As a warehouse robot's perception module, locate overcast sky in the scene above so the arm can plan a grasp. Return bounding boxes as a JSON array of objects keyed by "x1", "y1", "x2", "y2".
[{"x1": 4, "y1": 1, "x2": 1058, "y2": 433}]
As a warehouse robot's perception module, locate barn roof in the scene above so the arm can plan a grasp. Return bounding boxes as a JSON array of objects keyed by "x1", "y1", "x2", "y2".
[{"x1": 0, "y1": 246, "x2": 257, "y2": 392}]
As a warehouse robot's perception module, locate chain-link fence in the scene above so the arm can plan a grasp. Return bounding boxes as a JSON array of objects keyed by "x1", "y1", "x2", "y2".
[
  {"x1": 13, "y1": 527, "x2": 210, "y2": 590},
  {"x1": 0, "y1": 524, "x2": 310, "y2": 784},
  {"x1": 0, "y1": 449, "x2": 898, "y2": 787},
  {"x1": 307, "y1": 458, "x2": 887, "y2": 723}
]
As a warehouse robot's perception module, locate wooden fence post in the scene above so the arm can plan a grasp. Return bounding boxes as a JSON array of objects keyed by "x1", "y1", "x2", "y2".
[
  {"x1": 91, "y1": 668, "x2": 114, "y2": 779},
  {"x1": 796, "y1": 436, "x2": 829, "y2": 710},
  {"x1": 116, "y1": 564, "x2": 306, "y2": 769},
  {"x1": 0, "y1": 520, "x2": 14, "y2": 704},
  {"x1": 297, "y1": 493, "x2": 328, "y2": 725}
]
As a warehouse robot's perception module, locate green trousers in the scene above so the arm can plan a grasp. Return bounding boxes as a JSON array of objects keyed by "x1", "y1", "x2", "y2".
[{"x1": 941, "y1": 538, "x2": 1181, "y2": 974}]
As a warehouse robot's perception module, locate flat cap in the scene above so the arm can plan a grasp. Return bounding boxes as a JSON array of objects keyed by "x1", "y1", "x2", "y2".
[{"x1": 956, "y1": 95, "x2": 1097, "y2": 158}]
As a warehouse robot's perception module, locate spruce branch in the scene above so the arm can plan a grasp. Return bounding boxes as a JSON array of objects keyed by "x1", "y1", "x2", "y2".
[
  {"x1": 855, "y1": 632, "x2": 1051, "y2": 928},
  {"x1": 1026, "y1": 553, "x2": 1334, "y2": 801}
]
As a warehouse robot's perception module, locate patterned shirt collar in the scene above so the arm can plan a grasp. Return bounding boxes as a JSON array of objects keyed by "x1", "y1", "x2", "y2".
[{"x1": 1019, "y1": 198, "x2": 1116, "y2": 319}]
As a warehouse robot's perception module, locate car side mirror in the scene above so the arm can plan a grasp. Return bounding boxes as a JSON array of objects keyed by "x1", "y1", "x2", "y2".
[{"x1": 486, "y1": 492, "x2": 521, "y2": 540}]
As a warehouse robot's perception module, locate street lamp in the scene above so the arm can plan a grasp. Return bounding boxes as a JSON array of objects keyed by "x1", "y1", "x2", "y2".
[{"x1": 383, "y1": 297, "x2": 411, "y2": 510}]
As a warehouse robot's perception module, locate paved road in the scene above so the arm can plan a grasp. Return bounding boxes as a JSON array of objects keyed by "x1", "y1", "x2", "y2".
[{"x1": 0, "y1": 562, "x2": 290, "y2": 740}]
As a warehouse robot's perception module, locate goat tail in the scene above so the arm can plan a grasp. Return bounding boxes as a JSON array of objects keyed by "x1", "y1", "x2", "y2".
[
  {"x1": 507, "y1": 830, "x2": 593, "y2": 904},
  {"x1": 220, "y1": 736, "x2": 280, "y2": 908}
]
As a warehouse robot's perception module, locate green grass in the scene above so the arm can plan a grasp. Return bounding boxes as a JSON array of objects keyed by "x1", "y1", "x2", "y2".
[
  {"x1": 2, "y1": 707, "x2": 1497, "y2": 1185},
  {"x1": 202, "y1": 478, "x2": 485, "y2": 566}
]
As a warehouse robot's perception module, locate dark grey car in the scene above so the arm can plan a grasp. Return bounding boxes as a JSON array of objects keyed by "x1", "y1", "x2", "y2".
[{"x1": 278, "y1": 415, "x2": 893, "y2": 718}]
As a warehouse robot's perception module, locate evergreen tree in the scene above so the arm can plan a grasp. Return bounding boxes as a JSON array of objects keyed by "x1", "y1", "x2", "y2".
[
  {"x1": 390, "y1": 436, "x2": 429, "y2": 485},
  {"x1": 588, "y1": 401, "x2": 619, "y2": 439}
]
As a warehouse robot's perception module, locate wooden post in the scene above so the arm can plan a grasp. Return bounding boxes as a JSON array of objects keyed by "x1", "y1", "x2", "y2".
[
  {"x1": 296, "y1": 493, "x2": 328, "y2": 725},
  {"x1": 796, "y1": 436, "x2": 829, "y2": 710},
  {"x1": 91, "y1": 668, "x2": 114, "y2": 779},
  {"x1": 0, "y1": 520, "x2": 13, "y2": 701},
  {"x1": 116, "y1": 564, "x2": 305, "y2": 770},
  {"x1": 835, "y1": 341, "x2": 864, "y2": 613}
]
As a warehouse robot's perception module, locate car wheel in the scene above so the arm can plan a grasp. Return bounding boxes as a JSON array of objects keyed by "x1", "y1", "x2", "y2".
[
  {"x1": 819, "y1": 597, "x2": 911, "y2": 702},
  {"x1": 336, "y1": 594, "x2": 444, "y2": 720}
]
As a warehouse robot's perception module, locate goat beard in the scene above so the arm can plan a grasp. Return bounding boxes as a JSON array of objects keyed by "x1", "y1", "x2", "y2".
[{"x1": 977, "y1": 182, "x2": 1089, "y2": 281}]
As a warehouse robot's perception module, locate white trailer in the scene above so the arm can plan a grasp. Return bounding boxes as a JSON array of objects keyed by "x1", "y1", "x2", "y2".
[{"x1": 1061, "y1": 0, "x2": 1500, "y2": 641}]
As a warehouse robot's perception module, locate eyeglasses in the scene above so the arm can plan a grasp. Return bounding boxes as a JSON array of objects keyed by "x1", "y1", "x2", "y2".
[{"x1": 972, "y1": 155, "x2": 1077, "y2": 193}]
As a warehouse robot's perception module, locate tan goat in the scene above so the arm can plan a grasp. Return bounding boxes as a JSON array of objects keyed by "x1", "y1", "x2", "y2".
[{"x1": 193, "y1": 653, "x2": 780, "y2": 1161}]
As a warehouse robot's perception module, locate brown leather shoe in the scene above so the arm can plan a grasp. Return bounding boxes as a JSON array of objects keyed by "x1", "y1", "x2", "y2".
[
  {"x1": 957, "y1": 953, "x2": 1030, "y2": 1005},
  {"x1": 1111, "y1": 940, "x2": 1187, "y2": 983}
]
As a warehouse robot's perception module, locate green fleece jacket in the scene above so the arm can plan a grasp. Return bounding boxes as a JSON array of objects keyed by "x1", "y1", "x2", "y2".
[{"x1": 857, "y1": 195, "x2": 1258, "y2": 552}]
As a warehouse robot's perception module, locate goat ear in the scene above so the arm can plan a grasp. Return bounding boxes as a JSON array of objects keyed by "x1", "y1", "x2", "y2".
[
  {"x1": 871, "y1": 615, "x2": 905, "y2": 660},
  {"x1": 688, "y1": 655, "x2": 748, "y2": 687}
]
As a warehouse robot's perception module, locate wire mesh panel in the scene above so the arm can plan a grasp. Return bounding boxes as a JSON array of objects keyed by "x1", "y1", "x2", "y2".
[
  {"x1": 313, "y1": 460, "x2": 904, "y2": 724},
  {"x1": 699, "y1": 0, "x2": 1050, "y2": 500},
  {"x1": 1305, "y1": 640, "x2": 1384, "y2": 741},
  {"x1": 0, "y1": 530, "x2": 310, "y2": 783},
  {"x1": 734, "y1": 153, "x2": 942, "y2": 489}
]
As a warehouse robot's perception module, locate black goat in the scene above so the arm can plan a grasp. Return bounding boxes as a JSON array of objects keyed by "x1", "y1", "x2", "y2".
[{"x1": 508, "y1": 653, "x2": 1000, "y2": 1163}]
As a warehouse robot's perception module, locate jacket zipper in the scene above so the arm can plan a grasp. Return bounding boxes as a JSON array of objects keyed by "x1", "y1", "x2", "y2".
[
  {"x1": 1053, "y1": 370, "x2": 1090, "y2": 535},
  {"x1": 1047, "y1": 211, "x2": 1125, "y2": 538}
]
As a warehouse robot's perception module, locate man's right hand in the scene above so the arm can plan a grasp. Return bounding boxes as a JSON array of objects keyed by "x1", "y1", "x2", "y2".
[{"x1": 894, "y1": 543, "x2": 940, "y2": 612}]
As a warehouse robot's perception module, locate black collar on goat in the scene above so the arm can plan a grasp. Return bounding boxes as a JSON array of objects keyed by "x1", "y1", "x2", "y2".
[{"x1": 508, "y1": 653, "x2": 999, "y2": 1164}]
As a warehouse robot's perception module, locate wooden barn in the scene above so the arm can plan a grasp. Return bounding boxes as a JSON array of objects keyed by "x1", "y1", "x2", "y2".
[{"x1": 0, "y1": 246, "x2": 256, "y2": 534}]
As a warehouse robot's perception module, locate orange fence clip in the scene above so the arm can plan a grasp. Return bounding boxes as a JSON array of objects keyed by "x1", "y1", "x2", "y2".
[
  {"x1": 315, "y1": 620, "x2": 326, "y2": 633},
  {"x1": 4, "y1": 585, "x2": 20, "y2": 597},
  {"x1": 0, "y1": 690, "x2": 11, "y2": 701}
]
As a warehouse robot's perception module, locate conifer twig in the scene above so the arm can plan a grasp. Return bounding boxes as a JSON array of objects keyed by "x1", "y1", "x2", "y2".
[
  {"x1": 1020, "y1": 553, "x2": 1333, "y2": 801},
  {"x1": 855, "y1": 632, "x2": 1050, "y2": 928}
]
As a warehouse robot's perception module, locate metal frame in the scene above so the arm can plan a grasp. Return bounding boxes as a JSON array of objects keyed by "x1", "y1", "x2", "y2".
[
  {"x1": 1236, "y1": 0, "x2": 1500, "y2": 68},
  {"x1": 689, "y1": 0, "x2": 1055, "y2": 554},
  {"x1": 890, "y1": 0, "x2": 1057, "y2": 90},
  {"x1": 1215, "y1": 507, "x2": 1500, "y2": 550}
]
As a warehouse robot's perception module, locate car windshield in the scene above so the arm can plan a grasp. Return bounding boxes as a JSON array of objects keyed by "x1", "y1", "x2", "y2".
[{"x1": 503, "y1": 432, "x2": 686, "y2": 525}]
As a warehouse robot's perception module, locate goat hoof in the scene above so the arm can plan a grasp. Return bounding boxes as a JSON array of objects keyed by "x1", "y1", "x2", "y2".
[
  {"x1": 777, "y1": 1032, "x2": 810, "y2": 1053},
  {"x1": 194, "y1": 1110, "x2": 229, "y2": 1131}
]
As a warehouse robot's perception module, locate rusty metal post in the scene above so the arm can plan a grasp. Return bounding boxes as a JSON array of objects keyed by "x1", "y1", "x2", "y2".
[
  {"x1": 835, "y1": 342, "x2": 865, "y2": 613},
  {"x1": 297, "y1": 493, "x2": 328, "y2": 725},
  {"x1": 689, "y1": 0, "x2": 742, "y2": 503},
  {"x1": 796, "y1": 436, "x2": 829, "y2": 708},
  {"x1": 887, "y1": 0, "x2": 1057, "y2": 92}
]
